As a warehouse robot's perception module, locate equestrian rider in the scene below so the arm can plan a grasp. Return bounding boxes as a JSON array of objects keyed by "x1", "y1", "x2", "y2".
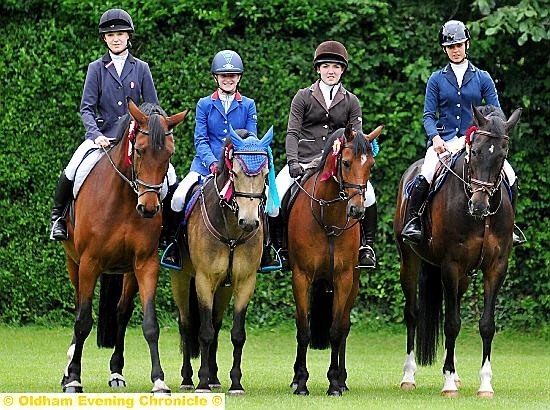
[
  {"x1": 48, "y1": 9, "x2": 178, "y2": 241},
  {"x1": 163, "y1": 50, "x2": 258, "y2": 269},
  {"x1": 401, "y1": 20, "x2": 525, "y2": 246},
  {"x1": 266, "y1": 40, "x2": 378, "y2": 269}
]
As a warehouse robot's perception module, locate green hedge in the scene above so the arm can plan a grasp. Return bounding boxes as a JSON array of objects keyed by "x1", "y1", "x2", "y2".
[{"x1": 1, "y1": 0, "x2": 548, "y2": 331}]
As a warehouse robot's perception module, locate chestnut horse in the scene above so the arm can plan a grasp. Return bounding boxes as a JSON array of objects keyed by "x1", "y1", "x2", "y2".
[
  {"x1": 60, "y1": 99, "x2": 188, "y2": 393},
  {"x1": 170, "y1": 126, "x2": 275, "y2": 395},
  {"x1": 394, "y1": 105, "x2": 521, "y2": 397},
  {"x1": 288, "y1": 124, "x2": 382, "y2": 396}
]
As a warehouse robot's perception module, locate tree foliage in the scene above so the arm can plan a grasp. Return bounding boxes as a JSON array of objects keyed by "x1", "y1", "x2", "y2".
[{"x1": 0, "y1": 0, "x2": 548, "y2": 329}]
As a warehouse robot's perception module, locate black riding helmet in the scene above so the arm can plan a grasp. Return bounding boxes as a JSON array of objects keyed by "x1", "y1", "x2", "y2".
[{"x1": 98, "y1": 9, "x2": 134, "y2": 35}]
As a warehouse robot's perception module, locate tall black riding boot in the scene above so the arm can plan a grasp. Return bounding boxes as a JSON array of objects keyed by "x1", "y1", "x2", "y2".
[
  {"x1": 49, "y1": 172, "x2": 74, "y2": 241},
  {"x1": 401, "y1": 175, "x2": 430, "y2": 245},
  {"x1": 160, "y1": 208, "x2": 184, "y2": 270},
  {"x1": 510, "y1": 181, "x2": 527, "y2": 247},
  {"x1": 159, "y1": 182, "x2": 178, "y2": 250},
  {"x1": 358, "y1": 202, "x2": 377, "y2": 269},
  {"x1": 259, "y1": 214, "x2": 280, "y2": 272}
]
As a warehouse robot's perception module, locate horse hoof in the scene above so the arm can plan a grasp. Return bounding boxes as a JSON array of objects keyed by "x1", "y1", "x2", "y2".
[
  {"x1": 441, "y1": 390, "x2": 459, "y2": 398},
  {"x1": 209, "y1": 383, "x2": 222, "y2": 391},
  {"x1": 326, "y1": 389, "x2": 342, "y2": 397},
  {"x1": 109, "y1": 373, "x2": 127, "y2": 388},
  {"x1": 477, "y1": 390, "x2": 494, "y2": 398},
  {"x1": 293, "y1": 389, "x2": 309, "y2": 396},
  {"x1": 180, "y1": 384, "x2": 194, "y2": 392},
  {"x1": 63, "y1": 381, "x2": 83, "y2": 393},
  {"x1": 228, "y1": 389, "x2": 245, "y2": 396},
  {"x1": 400, "y1": 382, "x2": 416, "y2": 391},
  {"x1": 195, "y1": 388, "x2": 212, "y2": 393},
  {"x1": 151, "y1": 379, "x2": 171, "y2": 395}
]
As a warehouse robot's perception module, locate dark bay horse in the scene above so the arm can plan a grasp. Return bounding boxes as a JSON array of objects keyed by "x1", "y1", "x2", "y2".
[
  {"x1": 60, "y1": 99, "x2": 188, "y2": 393},
  {"x1": 288, "y1": 124, "x2": 383, "y2": 396},
  {"x1": 170, "y1": 126, "x2": 275, "y2": 395},
  {"x1": 394, "y1": 105, "x2": 522, "y2": 397}
]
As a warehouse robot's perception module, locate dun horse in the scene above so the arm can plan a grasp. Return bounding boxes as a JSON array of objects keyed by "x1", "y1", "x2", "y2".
[
  {"x1": 288, "y1": 124, "x2": 382, "y2": 396},
  {"x1": 170, "y1": 126, "x2": 275, "y2": 394},
  {"x1": 60, "y1": 99, "x2": 188, "y2": 393},
  {"x1": 394, "y1": 105, "x2": 521, "y2": 397}
]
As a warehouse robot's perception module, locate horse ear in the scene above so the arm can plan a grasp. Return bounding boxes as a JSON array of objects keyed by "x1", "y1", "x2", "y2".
[
  {"x1": 166, "y1": 109, "x2": 189, "y2": 129},
  {"x1": 229, "y1": 124, "x2": 245, "y2": 149},
  {"x1": 364, "y1": 125, "x2": 384, "y2": 142},
  {"x1": 344, "y1": 123, "x2": 354, "y2": 142},
  {"x1": 259, "y1": 125, "x2": 274, "y2": 149},
  {"x1": 472, "y1": 105, "x2": 488, "y2": 127},
  {"x1": 127, "y1": 98, "x2": 147, "y2": 125},
  {"x1": 505, "y1": 108, "x2": 522, "y2": 133}
]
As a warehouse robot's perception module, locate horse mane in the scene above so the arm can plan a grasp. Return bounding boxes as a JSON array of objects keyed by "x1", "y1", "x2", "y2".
[
  {"x1": 314, "y1": 127, "x2": 372, "y2": 174},
  {"x1": 113, "y1": 102, "x2": 168, "y2": 150},
  {"x1": 473, "y1": 105, "x2": 507, "y2": 135}
]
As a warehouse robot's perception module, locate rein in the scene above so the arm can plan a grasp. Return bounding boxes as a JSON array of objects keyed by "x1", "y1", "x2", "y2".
[{"x1": 102, "y1": 122, "x2": 172, "y2": 198}]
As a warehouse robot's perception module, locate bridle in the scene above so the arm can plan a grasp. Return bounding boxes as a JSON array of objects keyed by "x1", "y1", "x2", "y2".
[{"x1": 103, "y1": 118, "x2": 173, "y2": 198}]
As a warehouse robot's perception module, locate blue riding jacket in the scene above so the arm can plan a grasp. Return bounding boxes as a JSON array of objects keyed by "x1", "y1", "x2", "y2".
[
  {"x1": 423, "y1": 61, "x2": 500, "y2": 147},
  {"x1": 190, "y1": 90, "x2": 258, "y2": 175},
  {"x1": 80, "y1": 52, "x2": 158, "y2": 140}
]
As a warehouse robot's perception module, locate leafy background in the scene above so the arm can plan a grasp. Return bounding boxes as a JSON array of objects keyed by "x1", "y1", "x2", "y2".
[{"x1": 0, "y1": 0, "x2": 548, "y2": 331}]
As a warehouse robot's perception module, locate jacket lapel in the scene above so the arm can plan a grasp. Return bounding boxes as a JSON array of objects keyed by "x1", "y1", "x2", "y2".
[
  {"x1": 442, "y1": 64, "x2": 459, "y2": 90},
  {"x1": 102, "y1": 53, "x2": 122, "y2": 86},
  {"x1": 461, "y1": 62, "x2": 476, "y2": 88},
  {"x1": 311, "y1": 81, "x2": 328, "y2": 111},
  {"x1": 120, "y1": 54, "x2": 136, "y2": 82}
]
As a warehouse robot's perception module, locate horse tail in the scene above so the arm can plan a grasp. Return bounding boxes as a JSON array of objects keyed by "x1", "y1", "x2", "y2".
[
  {"x1": 180, "y1": 277, "x2": 200, "y2": 358},
  {"x1": 97, "y1": 273, "x2": 123, "y2": 348},
  {"x1": 415, "y1": 261, "x2": 442, "y2": 366},
  {"x1": 309, "y1": 279, "x2": 333, "y2": 350}
]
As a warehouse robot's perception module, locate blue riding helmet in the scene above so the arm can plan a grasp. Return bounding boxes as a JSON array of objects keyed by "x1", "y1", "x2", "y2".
[
  {"x1": 439, "y1": 20, "x2": 471, "y2": 46},
  {"x1": 211, "y1": 50, "x2": 244, "y2": 74}
]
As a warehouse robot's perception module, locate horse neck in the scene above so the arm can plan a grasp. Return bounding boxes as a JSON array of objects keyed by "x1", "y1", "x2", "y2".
[{"x1": 203, "y1": 173, "x2": 241, "y2": 235}]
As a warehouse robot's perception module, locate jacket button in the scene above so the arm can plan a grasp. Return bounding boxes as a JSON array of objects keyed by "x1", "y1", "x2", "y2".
[
  {"x1": 323, "y1": 124, "x2": 328, "y2": 128},
  {"x1": 118, "y1": 101, "x2": 122, "y2": 106}
]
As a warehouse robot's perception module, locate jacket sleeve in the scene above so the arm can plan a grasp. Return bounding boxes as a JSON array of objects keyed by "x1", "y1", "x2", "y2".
[
  {"x1": 285, "y1": 90, "x2": 306, "y2": 164},
  {"x1": 349, "y1": 94, "x2": 363, "y2": 129},
  {"x1": 194, "y1": 100, "x2": 217, "y2": 170},
  {"x1": 481, "y1": 71, "x2": 500, "y2": 108},
  {"x1": 245, "y1": 99, "x2": 258, "y2": 137},
  {"x1": 141, "y1": 62, "x2": 159, "y2": 105},
  {"x1": 80, "y1": 63, "x2": 102, "y2": 141},
  {"x1": 423, "y1": 72, "x2": 440, "y2": 142}
]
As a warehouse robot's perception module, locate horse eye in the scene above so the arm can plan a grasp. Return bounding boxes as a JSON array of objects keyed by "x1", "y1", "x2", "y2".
[
  {"x1": 342, "y1": 160, "x2": 351, "y2": 168},
  {"x1": 471, "y1": 149, "x2": 477, "y2": 157}
]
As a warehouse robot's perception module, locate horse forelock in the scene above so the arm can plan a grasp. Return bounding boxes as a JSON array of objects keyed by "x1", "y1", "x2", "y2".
[{"x1": 147, "y1": 113, "x2": 166, "y2": 151}]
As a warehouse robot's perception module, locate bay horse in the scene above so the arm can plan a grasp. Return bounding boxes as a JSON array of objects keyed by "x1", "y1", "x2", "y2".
[
  {"x1": 60, "y1": 99, "x2": 188, "y2": 393},
  {"x1": 170, "y1": 126, "x2": 275, "y2": 395},
  {"x1": 288, "y1": 123, "x2": 383, "y2": 396},
  {"x1": 394, "y1": 105, "x2": 522, "y2": 397}
]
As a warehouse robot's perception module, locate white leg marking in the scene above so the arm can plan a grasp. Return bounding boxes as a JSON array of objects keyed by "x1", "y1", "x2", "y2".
[
  {"x1": 400, "y1": 352, "x2": 417, "y2": 389},
  {"x1": 478, "y1": 358, "x2": 494, "y2": 395}
]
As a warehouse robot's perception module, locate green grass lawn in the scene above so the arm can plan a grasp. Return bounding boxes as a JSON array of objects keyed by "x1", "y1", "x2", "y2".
[{"x1": 0, "y1": 323, "x2": 548, "y2": 409}]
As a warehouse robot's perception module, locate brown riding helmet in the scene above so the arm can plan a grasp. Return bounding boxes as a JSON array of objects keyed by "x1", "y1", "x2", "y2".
[{"x1": 313, "y1": 40, "x2": 349, "y2": 70}]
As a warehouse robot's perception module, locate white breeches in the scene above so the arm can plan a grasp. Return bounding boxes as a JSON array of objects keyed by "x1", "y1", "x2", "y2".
[
  {"x1": 171, "y1": 171, "x2": 202, "y2": 212},
  {"x1": 420, "y1": 136, "x2": 516, "y2": 185},
  {"x1": 268, "y1": 163, "x2": 376, "y2": 217},
  {"x1": 64, "y1": 139, "x2": 97, "y2": 181}
]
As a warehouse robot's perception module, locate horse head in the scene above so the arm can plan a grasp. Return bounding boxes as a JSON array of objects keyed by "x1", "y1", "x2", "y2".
[
  {"x1": 320, "y1": 123, "x2": 383, "y2": 219},
  {"x1": 221, "y1": 126, "x2": 272, "y2": 232},
  {"x1": 127, "y1": 98, "x2": 189, "y2": 218},
  {"x1": 467, "y1": 105, "x2": 521, "y2": 217}
]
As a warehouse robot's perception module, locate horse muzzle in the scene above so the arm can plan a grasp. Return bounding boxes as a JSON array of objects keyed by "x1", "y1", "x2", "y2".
[
  {"x1": 238, "y1": 217, "x2": 260, "y2": 233},
  {"x1": 468, "y1": 193, "x2": 490, "y2": 218},
  {"x1": 347, "y1": 203, "x2": 365, "y2": 220},
  {"x1": 136, "y1": 203, "x2": 161, "y2": 218}
]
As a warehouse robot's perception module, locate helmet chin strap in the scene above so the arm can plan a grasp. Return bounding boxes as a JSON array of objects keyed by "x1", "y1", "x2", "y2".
[
  {"x1": 214, "y1": 76, "x2": 240, "y2": 95},
  {"x1": 106, "y1": 38, "x2": 131, "y2": 55}
]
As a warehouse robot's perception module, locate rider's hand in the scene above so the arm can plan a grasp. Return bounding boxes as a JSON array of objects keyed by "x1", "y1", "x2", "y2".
[
  {"x1": 209, "y1": 161, "x2": 219, "y2": 174},
  {"x1": 288, "y1": 160, "x2": 304, "y2": 178},
  {"x1": 94, "y1": 135, "x2": 110, "y2": 148},
  {"x1": 432, "y1": 135, "x2": 447, "y2": 154}
]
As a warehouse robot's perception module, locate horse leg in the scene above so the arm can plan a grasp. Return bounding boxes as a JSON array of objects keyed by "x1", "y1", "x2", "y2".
[
  {"x1": 170, "y1": 270, "x2": 197, "y2": 391},
  {"x1": 228, "y1": 275, "x2": 255, "y2": 395},
  {"x1": 109, "y1": 273, "x2": 138, "y2": 388},
  {"x1": 399, "y1": 249, "x2": 421, "y2": 390},
  {"x1": 477, "y1": 262, "x2": 507, "y2": 398},
  {"x1": 62, "y1": 256, "x2": 79, "y2": 388},
  {"x1": 135, "y1": 260, "x2": 169, "y2": 394},
  {"x1": 62, "y1": 259, "x2": 100, "y2": 393},
  {"x1": 292, "y1": 269, "x2": 311, "y2": 396},
  {"x1": 194, "y1": 273, "x2": 216, "y2": 393},
  {"x1": 326, "y1": 271, "x2": 354, "y2": 396},
  {"x1": 209, "y1": 287, "x2": 231, "y2": 391},
  {"x1": 440, "y1": 264, "x2": 463, "y2": 397}
]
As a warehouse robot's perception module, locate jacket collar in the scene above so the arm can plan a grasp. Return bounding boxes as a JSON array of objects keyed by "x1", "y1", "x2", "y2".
[
  {"x1": 442, "y1": 61, "x2": 476, "y2": 89},
  {"x1": 211, "y1": 90, "x2": 243, "y2": 102},
  {"x1": 310, "y1": 79, "x2": 347, "y2": 112},
  {"x1": 102, "y1": 52, "x2": 136, "y2": 84}
]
